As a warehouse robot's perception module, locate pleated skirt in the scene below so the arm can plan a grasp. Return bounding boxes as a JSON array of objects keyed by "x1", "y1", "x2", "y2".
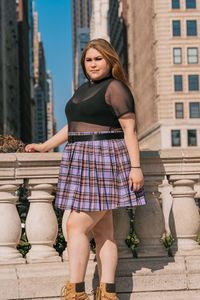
[{"x1": 55, "y1": 131, "x2": 146, "y2": 211}]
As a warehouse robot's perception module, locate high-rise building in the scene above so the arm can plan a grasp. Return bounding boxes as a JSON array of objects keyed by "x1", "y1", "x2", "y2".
[
  {"x1": 34, "y1": 39, "x2": 48, "y2": 143},
  {"x1": 90, "y1": 0, "x2": 109, "y2": 41},
  {"x1": 46, "y1": 71, "x2": 56, "y2": 141},
  {"x1": 33, "y1": 9, "x2": 48, "y2": 143},
  {"x1": 28, "y1": 0, "x2": 35, "y2": 143},
  {"x1": 33, "y1": 10, "x2": 39, "y2": 84},
  {"x1": 108, "y1": 0, "x2": 128, "y2": 72},
  {"x1": 0, "y1": 0, "x2": 20, "y2": 138},
  {"x1": 72, "y1": 0, "x2": 92, "y2": 89},
  {"x1": 127, "y1": 0, "x2": 200, "y2": 149},
  {"x1": 17, "y1": 0, "x2": 33, "y2": 143}
]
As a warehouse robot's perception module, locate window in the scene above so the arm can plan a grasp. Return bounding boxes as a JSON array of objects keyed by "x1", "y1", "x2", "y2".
[
  {"x1": 172, "y1": 20, "x2": 181, "y2": 36},
  {"x1": 188, "y1": 129, "x2": 197, "y2": 146},
  {"x1": 171, "y1": 130, "x2": 181, "y2": 146},
  {"x1": 188, "y1": 75, "x2": 199, "y2": 91},
  {"x1": 186, "y1": 0, "x2": 196, "y2": 9},
  {"x1": 174, "y1": 75, "x2": 183, "y2": 91},
  {"x1": 186, "y1": 20, "x2": 197, "y2": 36},
  {"x1": 189, "y1": 102, "x2": 200, "y2": 118},
  {"x1": 173, "y1": 48, "x2": 182, "y2": 64},
  {"x1": 187, "y1": 47, "x2": 198, "y2": 64},
  {"x1": 172, "y1": 0, "x2": 180, "y2": 8},
  {"x1": 175, "y1": 103, "x2": 184, "y2": 118}
]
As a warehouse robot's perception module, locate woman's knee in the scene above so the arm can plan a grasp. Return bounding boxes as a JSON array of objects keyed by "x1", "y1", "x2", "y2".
[
  {"x1": 93, "y1": 228, "x2": 114, "y2": 241},
  {"x1": 92, "y1": 220, "x2": 115, "y2": 244},
  {"x1": 66, "y1": 214, "x2": 89, "y2": 237}
]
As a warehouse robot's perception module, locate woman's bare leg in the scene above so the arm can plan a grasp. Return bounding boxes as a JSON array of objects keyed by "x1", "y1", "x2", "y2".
[
  {"x1": 92, "y1": 211, "x2": 118, "y2": 283},
  {"x1": 66, "y1": 210, "x2": 107, "y2": 282}
]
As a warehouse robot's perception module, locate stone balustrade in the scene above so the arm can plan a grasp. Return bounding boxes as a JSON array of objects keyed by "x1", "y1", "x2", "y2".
[{"x1": 0, "y1": 149, "x2": 200, "y2": 266}]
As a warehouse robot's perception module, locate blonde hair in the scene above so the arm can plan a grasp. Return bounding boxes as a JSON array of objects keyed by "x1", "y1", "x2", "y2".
[{"x1": 81, "y1": 39, "x2": 129, "y2": 87}]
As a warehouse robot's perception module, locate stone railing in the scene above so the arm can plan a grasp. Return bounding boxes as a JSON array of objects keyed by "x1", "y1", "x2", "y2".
[{"x1": 0, "y1": 149, "x2": 200, "y2": 265}]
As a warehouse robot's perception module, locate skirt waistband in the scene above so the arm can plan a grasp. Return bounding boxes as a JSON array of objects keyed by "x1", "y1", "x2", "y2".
[{"x1": 68, "y1": 131, "x2": 124, "y2": 143}]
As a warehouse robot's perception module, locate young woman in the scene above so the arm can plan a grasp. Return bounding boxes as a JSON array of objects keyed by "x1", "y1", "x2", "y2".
[{"x1": 25, "y1": 39, "x2": 146, "y2": 300}]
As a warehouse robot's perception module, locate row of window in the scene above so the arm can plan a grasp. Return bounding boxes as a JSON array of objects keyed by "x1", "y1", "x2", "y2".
[
  {"x1": 173, "y1": 47, "x2": 198, "y2": 64},
  {"x1": 174, "y1": 74, "x2": 199, "y2": 91},
  {"x1": 172, "y1": 0, "x2": 196, "y2": 9},
  {"x1": 173, "y1": 20, "x2": 197, "y2": 36},
  {"x1": 171, "y1": 129, "x2": 197, "y2": 146},
  {"x1": 175, "y1": 102, "x2": 200, "y2": 118}
]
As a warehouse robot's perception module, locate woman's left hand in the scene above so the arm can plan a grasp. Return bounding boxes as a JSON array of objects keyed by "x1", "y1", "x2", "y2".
[{"x1": 128, "y1": 168, "x2": 144, "y2": 192}]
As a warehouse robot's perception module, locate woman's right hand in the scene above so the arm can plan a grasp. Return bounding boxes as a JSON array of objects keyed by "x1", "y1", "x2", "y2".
[{"x1": 25, "y1": 143, "x2": 46, "y2": 153}]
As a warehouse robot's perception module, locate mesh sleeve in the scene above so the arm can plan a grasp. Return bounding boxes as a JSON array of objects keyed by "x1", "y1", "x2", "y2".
[{"x1": 105, "y1": 80, "x2": 135, "y2": 118}]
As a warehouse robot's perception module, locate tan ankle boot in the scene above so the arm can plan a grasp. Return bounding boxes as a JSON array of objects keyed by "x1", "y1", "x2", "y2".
[
  {"x1": 96, "y1": 283, "x2": 119, "y2": 300},
  {"x1": 61, "y1": 282, "x2": 90, "y2": 300}
]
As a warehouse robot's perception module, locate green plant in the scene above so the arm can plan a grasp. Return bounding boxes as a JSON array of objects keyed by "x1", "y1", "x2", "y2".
[
  {"x1": 53, "y1": 232, "x2": 67, "y2": 256},
  {"x1": 16, "y1": 185, "x2": 30, "y2": 257},
  {"x1": 17, "y1": 231, "x2": 31, "y2": 257},
  {"x1": 90, "y1": 238, "x2": 96, "y2": 254},
  {"x1": 196, "y1": 233, "x2": 200, "y2": 245},
  {"x1": 161, "y1": 234, "x2": 174, "y2": 257},
  {"x1": 125, "y1": 209, "x2": 139, "y2": 258},
  {"x1": 125, "y1": 230, "x2": 140, "y2": 258}
]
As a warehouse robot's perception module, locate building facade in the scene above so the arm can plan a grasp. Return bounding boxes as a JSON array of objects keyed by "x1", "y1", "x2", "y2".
[
  {"x1": 108, "y1": 0, "x2": 128, "y2": 72},
  {"x1": 17, "y1": 0, "x2": 33, "y2": 143},
  {"x1": 127, "y1": 0, "x2": 200, "y2": 149},
  {"x1": 72, "y1": 0, "x2": 92, "y2": 89},
  {"x1": 90, "y1": 0, "x2": 109, "y2": 41},
  {"x1": 34, "y1": 39, "x2": 48, "y2": 143},
  {"x1": 46, "y1": 71, "x2": 56, "y2": 140},
  {"x1": 33, "y1": 9, "x2": 48, "y2": 143},
  {"x1": 0, "y1": 0, "x2": 20, "y2": 138}
]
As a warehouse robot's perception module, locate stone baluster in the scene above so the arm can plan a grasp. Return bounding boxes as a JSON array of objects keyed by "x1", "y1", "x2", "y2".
[
  {"x1": 134, "y1": 176, "x2": 166, "y2": 257},
  {"x1": 159, "y1": 176, "x2": 173, "y2": 236},
  {"x1": 62, "y1": 209, "x2": 70, "y2": 261},
  {"x1": 113, "y1": 208, "x2": 133, "y2": 258},
  {"x1": 0, "y1": 183, "x2": 25, "y2": 264},
  {"x1": 169, "y1": 175, "x2": 200, "y2": 255},
  {"x1": 25, "y1": 183, "x2": 61, "y2": 263}
]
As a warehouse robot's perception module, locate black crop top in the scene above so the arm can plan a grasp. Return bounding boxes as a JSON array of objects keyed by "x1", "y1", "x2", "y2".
[{"x1": 65, "y1": 76, "x2": 135, "y2": 132}]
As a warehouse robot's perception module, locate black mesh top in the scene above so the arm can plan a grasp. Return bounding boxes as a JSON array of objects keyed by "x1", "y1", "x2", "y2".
[{"x1": 65, "y1": 76, "x2": 135, "y2": 132}]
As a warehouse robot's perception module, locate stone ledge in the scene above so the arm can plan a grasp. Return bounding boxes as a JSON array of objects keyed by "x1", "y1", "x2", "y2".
[{"x1": 1, "y1": 256, "x2": 200, "y2": 300}]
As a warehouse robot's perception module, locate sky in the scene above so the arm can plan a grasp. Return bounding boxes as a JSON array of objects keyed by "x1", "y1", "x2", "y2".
[{"x1": 34, "y1": 0, "x2": 73, "y2": 132}]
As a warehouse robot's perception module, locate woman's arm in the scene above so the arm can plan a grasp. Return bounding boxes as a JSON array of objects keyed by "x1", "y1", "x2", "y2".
[
  {"x1": 25, "y1": 124, "x2": 68, "y2": 152},
  {"x1": 118, "y1": 113, "x2": 144, "y2": 191}
]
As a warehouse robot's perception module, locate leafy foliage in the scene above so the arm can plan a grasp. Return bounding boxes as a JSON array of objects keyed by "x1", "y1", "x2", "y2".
[
  {"x1": 196, "y1": 233, "x2": 200, "y2": 245},
  {"x1": 125, "y1": 209, "x2": 139, "y2": 258},
  {"x1": 161, "y1": 234, "x2": 174, "y2": 257}
]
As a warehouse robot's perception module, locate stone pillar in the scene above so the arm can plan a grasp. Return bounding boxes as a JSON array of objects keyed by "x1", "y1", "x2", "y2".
[
  {"x1": 25, "y1": 183, "x2": 61, "y2": 263},
  {"x1": 134, "y1": 176, "x2": 166, "y2": 257},
  {"x1": 113, "y1": 208, "x2": 133, "y2": 258},
  {"x1": 0, "y1": 183, "x2": 25, "y2": 264},
  {"x1": 169, "y1": 176, "x2": 200, "y2": 255}
]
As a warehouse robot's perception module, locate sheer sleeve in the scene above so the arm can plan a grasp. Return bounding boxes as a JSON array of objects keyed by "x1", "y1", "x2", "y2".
[{"x1": 105, "y1": 80, "x2": 135, "y2": 118}]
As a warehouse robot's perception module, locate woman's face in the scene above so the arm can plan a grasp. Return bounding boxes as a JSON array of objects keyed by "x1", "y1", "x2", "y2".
[{"x1": 84, "y1": 48, "x2": 111, "y2": 81}]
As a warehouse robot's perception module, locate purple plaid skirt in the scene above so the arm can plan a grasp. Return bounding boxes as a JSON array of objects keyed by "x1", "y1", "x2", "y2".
[{"x1": 55, "y1": 131, "x2": 146, "y2": 211}]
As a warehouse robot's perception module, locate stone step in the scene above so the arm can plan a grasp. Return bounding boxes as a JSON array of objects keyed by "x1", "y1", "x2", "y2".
[
  {"x1": 1, "y1": 256, "x2": 200, "y2": 300},
  {"x1": 5, "y1": 290, "x2": 200, "y2": 300},
  {"x1": 121, "y1": 290, "x2": 200, "y2": 300}
]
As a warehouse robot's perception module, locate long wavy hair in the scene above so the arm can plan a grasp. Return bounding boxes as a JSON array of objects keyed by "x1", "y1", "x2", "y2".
[{"x1": 81, "y1": 39, "x2": 129, "y2": 87}]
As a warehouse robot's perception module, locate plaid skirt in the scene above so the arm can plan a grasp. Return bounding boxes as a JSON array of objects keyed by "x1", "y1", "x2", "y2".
[{"x1": 55, "y1": 131, "x2": 146, "y2": 211}]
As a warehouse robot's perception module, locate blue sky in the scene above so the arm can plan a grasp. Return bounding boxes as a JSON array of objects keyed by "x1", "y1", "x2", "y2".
[{"x1": 35, "y1": 0, "x2": 72, "y2": 131}]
